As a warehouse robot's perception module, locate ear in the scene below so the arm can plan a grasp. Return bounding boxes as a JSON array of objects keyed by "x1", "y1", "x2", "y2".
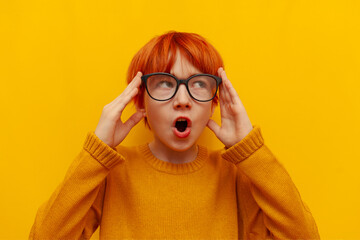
[
  {"x1": 135, "y1": 105, "x2": 146, "y2": 119},
  {"x1": 134, "y1": 96, "x2": 146, "y2": 113},
  {"x1": 135, "y1": 103, "x2": 145, "y2": 112}
]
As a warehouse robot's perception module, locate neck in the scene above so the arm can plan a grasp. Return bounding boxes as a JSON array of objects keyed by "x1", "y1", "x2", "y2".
[{"x1": 148, "y1": 138, "x2": 198, "y2": 164}]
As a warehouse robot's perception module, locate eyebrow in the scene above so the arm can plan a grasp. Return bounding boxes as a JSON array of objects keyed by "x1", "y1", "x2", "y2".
[{"x1": 169, "y1": 72, "x2": 203, "y2": 78}]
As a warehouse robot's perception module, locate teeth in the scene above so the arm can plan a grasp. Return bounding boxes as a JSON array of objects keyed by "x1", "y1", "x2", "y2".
[{"x1": 177, "y1": 118, "x2": 187, "y2": 122}]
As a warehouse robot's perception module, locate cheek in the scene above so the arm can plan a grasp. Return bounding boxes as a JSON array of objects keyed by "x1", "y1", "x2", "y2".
[
  {"x1": 206, "y1": 103, "x2": 214, "y2": 116},
  {"x1": 197, "y1": 104, "x2": 213, "y2": 125},
  {"x1": 144, "y1": 98, "x2": 168, "y2": 129},
  {"x1": 147, "y1": 108, "x2": 161, "y2": 123}
]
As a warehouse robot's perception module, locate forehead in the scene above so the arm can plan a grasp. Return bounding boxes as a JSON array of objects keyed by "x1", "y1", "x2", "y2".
[{"x1": 169, "y1": 50, "x2": 202, "y2": 77}]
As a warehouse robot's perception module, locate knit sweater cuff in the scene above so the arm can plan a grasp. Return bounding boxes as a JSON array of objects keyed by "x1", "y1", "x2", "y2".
[
  {"x1": 221, "y1": 125, "x2": 264, "y2": 165},
  {"x1": 83, "y1": 131, "x2": 125, "y2": 169}
]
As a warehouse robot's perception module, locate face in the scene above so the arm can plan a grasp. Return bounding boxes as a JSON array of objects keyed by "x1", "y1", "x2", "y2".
[{"x1": 143, "y1": 51, "x2": 215, "y2": 152}]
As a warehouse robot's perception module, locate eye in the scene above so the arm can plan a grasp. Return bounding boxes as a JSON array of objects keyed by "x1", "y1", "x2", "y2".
[
  {"x1": 158, "y1": 80, "x2": 174, "y2": 88},
  {"x1": 192, "y1": 80, "x2": 207, "y2": 88}
]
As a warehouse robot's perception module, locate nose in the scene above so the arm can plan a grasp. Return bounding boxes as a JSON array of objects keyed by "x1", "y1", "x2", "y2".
[{"x1": 173, "y1": 84, "x2": 192, "y2": 110}]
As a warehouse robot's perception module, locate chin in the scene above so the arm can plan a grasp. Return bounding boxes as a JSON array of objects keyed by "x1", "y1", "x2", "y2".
[
  {"x1": 171, "y1": 144, "x2": 196, "y2": 152},
  {"x1": 152, "y1": 125, "x2": 205, "y2": 152},
  {"x1": 162, "y1": 134, "x2": 199, "y2": 152}
]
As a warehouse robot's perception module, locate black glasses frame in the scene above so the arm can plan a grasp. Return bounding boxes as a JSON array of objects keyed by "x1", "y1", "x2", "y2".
[{"x1": 141, "y1": 72, "x2": 222, "y2": 102}]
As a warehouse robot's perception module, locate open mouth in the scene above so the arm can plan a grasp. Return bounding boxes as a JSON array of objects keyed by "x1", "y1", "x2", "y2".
[
  {"x1": 172, "y1": 117, "x2": 192, "y2": 138},
  {"x1": 175, "y1": 119, "x2": 188, "y2": 132}
]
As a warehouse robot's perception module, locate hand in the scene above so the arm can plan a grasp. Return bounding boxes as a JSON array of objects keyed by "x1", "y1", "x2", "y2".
[
  {"x1": 207, "y1": 67, "x2": 253, "y2": 148},
  {"x1": 94, "y1": 71, "x2": 145, "y2": 148}
]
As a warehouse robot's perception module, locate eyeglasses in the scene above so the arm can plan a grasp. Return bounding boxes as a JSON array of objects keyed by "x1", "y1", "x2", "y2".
[{"x1": 141, "y1": 72, "x2": 222, "y2": 102}]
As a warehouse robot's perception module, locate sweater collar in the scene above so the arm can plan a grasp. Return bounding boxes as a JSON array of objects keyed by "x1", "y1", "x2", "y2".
[{"x1": 138, "y1": 144, "x2": 208, "y2": 174}]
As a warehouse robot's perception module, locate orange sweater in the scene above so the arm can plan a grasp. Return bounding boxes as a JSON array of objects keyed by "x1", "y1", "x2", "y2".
[{"x1": 29, "y1": 125, "x2": 320, "y2": 240}]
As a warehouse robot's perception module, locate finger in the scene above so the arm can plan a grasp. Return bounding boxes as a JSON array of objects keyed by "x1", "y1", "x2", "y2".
[
  {"x1": 218, "y1": 68, "x2": 225, "y2": 103},
  {"x1": 119, "y1": 71, "x2": 143, "y2": 99},
  {"x1": 220, "y1": 69, "x2": 242, "y2": 106},
  {"x1": 218, "y1": 81, "x2": 226, "y2": 106},
  {"x1": 225, "y1": 80, "x2": 246, "y2": 111},
  {"x1": 106, "y1": 87, "x2": 139, "y2": 122},
  {"x1": 207, "y1": 119, "x2": 221, "y2": 137},
  {"x1": 218, "y1": 72, "x2": 232, "y2": 118},
  {"x1": 108, "y1": 71, "x2": 142, "y2": 110},
  {"x1": 123, "y1": 110, "x2": 145, "y2": 131},
  {"x1": 128, "y1": 71, "x2": 143, "y2": 89},
  {"x1": 224, "y1": 78, "x2": 240, "y2": 105},
  {"x1": 219, "y1": 69, "x2": 233, "y2": 104},
  {"x1": 224, "y1": 80, "x2": 237, "y2": 106},
  {"x1": 116, "y1": 87, "x2": 139, "y2": 113},
  {"x1": 217, "y1": 67, "x2": 224, "y2": 77},
  {"x1": 218, "y1": 83, "x2": 228, "y2": 117},
  {"x1": 110, "y1": 71, "x2": 142, "y2": 106},
  {"x1": 219, "y1": 70, "x2": 232, "y2": 105}
]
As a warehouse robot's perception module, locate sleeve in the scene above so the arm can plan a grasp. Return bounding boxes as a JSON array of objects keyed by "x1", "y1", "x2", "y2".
[
  {"x1": 29, "y1": 131, "x2": 125, "y2": 240},
  {"x1": 221, "y1": 125, "x2": 320, "y2": 240}
]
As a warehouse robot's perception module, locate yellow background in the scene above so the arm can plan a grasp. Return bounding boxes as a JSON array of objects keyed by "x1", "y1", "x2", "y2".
[{"x1": 1, "y1": 0, "x2": 359, "y2": 239}]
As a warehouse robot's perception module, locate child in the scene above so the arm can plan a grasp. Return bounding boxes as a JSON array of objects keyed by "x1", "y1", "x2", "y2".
[{"x1": 30, "y1": 31, "x2": 320, "y2": 239}]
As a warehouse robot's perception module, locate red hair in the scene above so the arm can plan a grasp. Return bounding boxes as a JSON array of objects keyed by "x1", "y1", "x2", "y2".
[{"x1": 126, "y1": 31, "x2": 224, "y2": 110}]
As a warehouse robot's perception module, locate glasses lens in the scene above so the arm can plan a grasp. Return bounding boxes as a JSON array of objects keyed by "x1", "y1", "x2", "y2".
[
  {"x1": 146, "y1": 74, "x2": 177, "y2": 100},
  {"x1": 188, "y1": 75, "x2": 217, "y2": 101}
]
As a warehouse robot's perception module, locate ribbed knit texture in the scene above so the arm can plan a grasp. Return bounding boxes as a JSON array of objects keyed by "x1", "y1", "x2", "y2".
[{"x1": 29, "y1": 125, "x2": 320, "y2": 240}]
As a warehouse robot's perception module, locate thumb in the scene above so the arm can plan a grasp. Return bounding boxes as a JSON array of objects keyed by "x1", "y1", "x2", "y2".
[{"x1": 207, "y1": 119, "x2": 221, "y2": 138}]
